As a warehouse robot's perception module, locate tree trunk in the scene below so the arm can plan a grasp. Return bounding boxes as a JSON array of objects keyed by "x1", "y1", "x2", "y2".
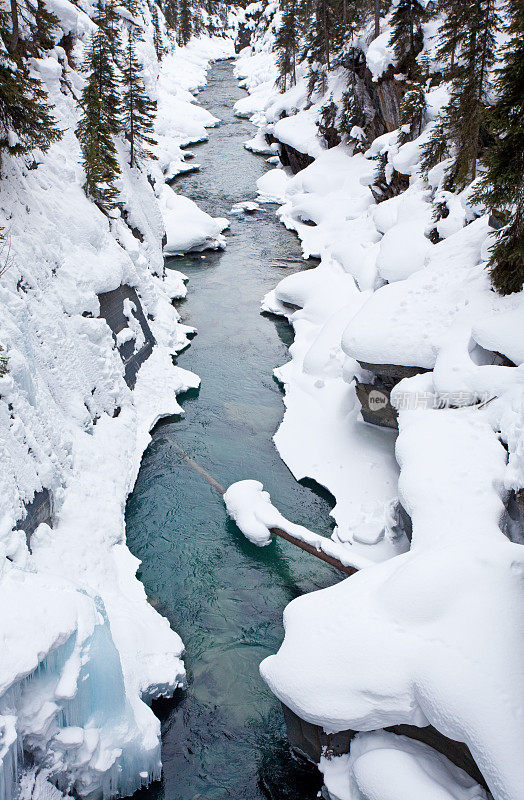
[
  {"x1": 478, "y1": 0, "x2": 493, "y2": 100},
  {"x1": 323, "y1": 0, "x2": 330, "y2": 70},
  {"x1": 8, "y1": 0, "x2": 19, "y2": 56},
  {"x1": 374, "y1": 0, "x2": 380, "y2": 38}
]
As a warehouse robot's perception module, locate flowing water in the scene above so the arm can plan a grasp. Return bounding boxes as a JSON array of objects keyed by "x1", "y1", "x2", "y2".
[{"x1": 126, "y1": 59, "x2": 339, "y2": 800}]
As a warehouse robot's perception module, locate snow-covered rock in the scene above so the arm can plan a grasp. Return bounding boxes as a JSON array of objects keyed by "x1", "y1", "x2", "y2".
[
  {"x1": 160, "y1": 187, "x2": 229, "y2": 254},
  {"x1": 237, "y1": 11, "x2": 524, "y2": 800},
  {"x1": 0, "y1": 8, "x2": 233, "y2": 796}
]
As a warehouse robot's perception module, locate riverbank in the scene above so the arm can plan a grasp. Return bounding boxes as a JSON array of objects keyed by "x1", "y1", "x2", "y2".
[
  {"x1": 232, "y1": 7, "x2": 524, "y2": 800},
  {"x1": 0, "y1": 14, "x2": 235, "y2": 797}
]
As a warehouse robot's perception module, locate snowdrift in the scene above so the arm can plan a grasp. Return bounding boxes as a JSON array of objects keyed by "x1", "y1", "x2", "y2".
[
  {"x1": 235, "y1": 5, "x2": 524, "y2": 800},
  {"x1": 0, "y1": 2, "x2": 234, "y2": 796}
]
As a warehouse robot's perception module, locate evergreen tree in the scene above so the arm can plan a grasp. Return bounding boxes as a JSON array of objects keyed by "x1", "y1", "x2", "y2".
[
  {"x1": 76, "y1": 74, "x2": 121, "y2": 210},
  {"x1": 274, "y1": 0, "x2": 298, "y2": 90},
  {"x1": 151, "y1": 2, "x2": 165, "y2": 60},
  {"x1": 30, "y1": 0, "x2": 60, "y2": 53},
  {"x1": 93, "y1": 0, "x2": 122, "y2": 63},
  {"x1": 398, "y1": 79, "x2": 426, "y2": 143},
  {"x1": 317, "y1": 97, "x2": 340, "y2": 147},
  {"x1": 77, "y1": 29, "x2": 121, "y2": 210},
  {"x1": 0, "y1": 10, "x2": 61, "y2": 160},
  {"x1": 308, "y1": 0, "x2": 338, "y2": 71},
  {"x1": 338, "y1": 88, "x2": 367, "y2": 150},
  {"x1": 434, "y1": 0, "x2": 465, "y2": 77},
  {"x1": 445, "y1": 0, "x2": 498, "y2": 188},
  {"x1": 122, "y1": 26, "x2": 157, "y2": 167},
  {"x1": 422, "y1": 0, "x2": 498, "y2": 189},
  {"x1": 177, "y1": 0, "x2": 192, "y2": 45},
  {"x1": 163, "y1": 0, "x2": 177, "y2": 33},
  {"x1": 388, "y1": 0, "x2": 427, "y2": 76},
  {"x1": 472, "y1": 0, "x2": 524, "y2": 294},
  {"x1": 83, "y1": 23, "x2": 121, "y2": 134}
]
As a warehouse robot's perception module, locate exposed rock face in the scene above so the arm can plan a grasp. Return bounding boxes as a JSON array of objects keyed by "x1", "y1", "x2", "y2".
[
  {"x1": 370, "y1": 167, "x2": 410, "y2": 203},
  {"x1": 98, "y1": 285, "x2": 155, "y2": 389},
  {"x1": 282, "y1": 704, "x2": 488, "y2": 791},
  {"x1": 355, "y1": 380, "x2": 398, "y2": 429},
  {"x1": 348, "y1": 59, "x2": 403, "y2": 140},
  {"x1": 265, "y1": 133, "x2": 315, "y2": 174},
  {"x1": 502, "y1": 489, "x2": 524, "y2": 544},
  {"x1": 16, "y1": 488, "x2": 53, "y2": 549},
  {"x1": 235, "y1": 20, "x2": 252, "y2": 53},
  {"x1": 356, "y1": 362, "x2": 428, "y2": 430}
]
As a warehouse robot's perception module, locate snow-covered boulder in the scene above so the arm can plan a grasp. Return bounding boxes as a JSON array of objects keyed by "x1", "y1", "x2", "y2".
[{"x1": 160, "y1": 187, "x2": 228, "y2": 254}]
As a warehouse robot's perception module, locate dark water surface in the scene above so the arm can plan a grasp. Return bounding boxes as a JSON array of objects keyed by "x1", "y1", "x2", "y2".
[{"x1": 126, "y1": 60, "x2": 338, "y2": 800}]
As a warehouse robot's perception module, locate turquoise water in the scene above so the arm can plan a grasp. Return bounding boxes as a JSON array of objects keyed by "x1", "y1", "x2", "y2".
[{"x1": 126, "y1": 60, "x2": 339, "y2": 800}]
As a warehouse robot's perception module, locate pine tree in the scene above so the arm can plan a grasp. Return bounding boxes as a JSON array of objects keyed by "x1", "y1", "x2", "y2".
[
  {"x1": 445, "y1": 0, "x2": 498, "y2": 189},
  {"x1": 77, "y1": 75, "x2": 121, "y2": 210},
  {"x1": 93, "y1": 0, "x2": 122, "y2": 63},
  {"x1": 388, "y1": 0, "x2": 427, "y2": 76},
  {"x1": 151, "y1": 2, "x2": 165, "y2": 60},
  {"x1": 434, "y1": 0, "x2": 465, "y2": 77},
  {"x1": 472, "y1": 0, "x2": 524, "y2": 294},
  {"x1": 317, "y1": 97, "x2": 340, "y2": 147},
  {"x1": 338, "y1": 89, "x2": 367, "y2": 150},
  {"x1": 177, "y1": 0, "x2": 192, "y2": 45},
  {"x1": 275, "y1": 0, "x2": 298, "y2": 90},
  {"x1": 308, "y1": 0, "x2": 338, "y2": 71},
  {"x1": 398, "y1": 79, "x2": 426, "y2": 143},
  {"x1": 30, "y1": 0, "x2": 60, "y2": 53},
  {"x1": 122, "y1": 26, "x2": 157, "y2": 167},
  {"x1": 83, "y1": 23, "x2": 121, "y2": 134},
  {"x1": 0, "y1": 14, "x2": 61, "y2": 160},
  {"x1": 422, "y1": 0, "x2": 499, "y2": 190},
  {"x1": 163, "y1": 0, "x2": 177, "y2": 33},
  {"x1": 77, "y1": 29, "x2": 121, "y2": 210},
  {"x1": 119, "y1": 0, "x2": 140, "y2": 17}
]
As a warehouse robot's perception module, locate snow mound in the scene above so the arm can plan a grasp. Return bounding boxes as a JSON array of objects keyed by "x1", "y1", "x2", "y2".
[
  {"x1": 160, "y1": 187, "x2": 229, "y2": 254},
  {"x1": 320, "y1": 731, "x2": 488, "y2": 800},
  {"x1": 256, "y1": 167, "x2": 290, "y2": 203}
]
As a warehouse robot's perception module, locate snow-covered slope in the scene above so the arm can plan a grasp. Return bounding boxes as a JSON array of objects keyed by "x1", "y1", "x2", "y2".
[
  {"x1": 233, "y1": 5, "x2": 524, "y2": 800},
  {"x1": 0, "y1": 3, "x2": 234, "y2": 796}
]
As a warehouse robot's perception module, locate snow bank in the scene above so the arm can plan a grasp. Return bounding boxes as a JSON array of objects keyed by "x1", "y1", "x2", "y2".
[
  {"x1": 0, "y1": 13, "x2": 232, "y2": 799},
  {"x1": 320, "y1": 732, "x2": 488, "y2": 800},
  {"x1": 261, "y1": 407, "x2": 524, "y2": 800},
  {"x1": 272, "y1": 109, "x2": 324, "y2": 158},
  {"x1": 256, "y1": 167, "x2": 290, "y2": 202},
  {"x1": 238, "y1": 11, "x2": 524, "y2": 800},
  {"x1": 154, "y1": 36, "x2": 235, "y2": 178}
]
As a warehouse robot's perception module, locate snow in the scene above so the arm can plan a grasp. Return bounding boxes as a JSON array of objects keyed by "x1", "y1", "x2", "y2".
[
  {"x1": 256, "y1": 167, "x2": 290, "y2": 203},
  {"x1": 230, "y1": 200, "x2": 261, "y2": 214},
  {"x1": 272, "y1": 109, "x2": 324, "y2": 158},
  {"x1": 0, "y1": 6, "x2": 233, "y2": 796},
  {"x1": 261, "y1": 406, "x2": 524, "y2": 799},
  {"x1": 342, "y1": 217, "x2": 495, "y2": 369},
  {"x1": 224, "y1": 480, "x2": 284, "y2": 546},
  {"x1": 365, "y1": 29, "x2": 395, "y2": 80},
  {"x1": 154, "y1": 36, "x2": 235, "y2": 178},
  {"x1": 224, "y1": 480, "x2": 372, "y2": 570},
  {"x1": 320, "y1": 732, "x2": 488, "y2": 800},
  {"x1": 472, "y1": 297, "x2": 524, "y2": 366},
  {"x1": 160, "y1": 186, "x2": 229, "y2": 254},
  {"x1": 237, "y1": 9, "x2": 524, "y2": 800}
]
